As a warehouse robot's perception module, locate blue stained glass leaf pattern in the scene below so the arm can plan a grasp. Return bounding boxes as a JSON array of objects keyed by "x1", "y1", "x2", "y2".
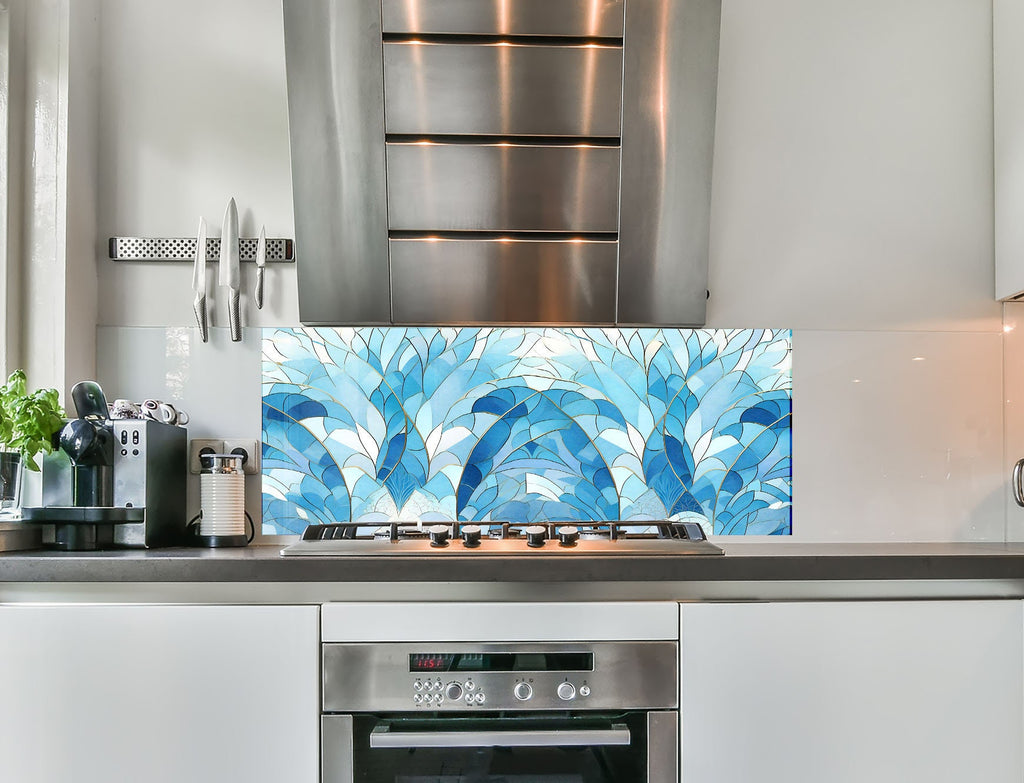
[{"x1": 262, "y1": 327, "x2": 792, "y2": 535}]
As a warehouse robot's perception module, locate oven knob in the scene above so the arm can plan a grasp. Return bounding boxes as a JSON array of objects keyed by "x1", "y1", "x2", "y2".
[
  {"x1": 413, "y1": 694, "x2": 422, "y2": 705},
  {"x1": 465, "y1": 680, "x2": 476, "y2": 691},
  {"x1": 579, "y1": 685, "x2": 591, "y2": 697},
  {"x1": 428, "y1": 524, "x2": 450, "y2": 547},
  {"x1": 474, "y1": 692, "x2": 486, "y2": 705},
  {"x1": 413, "y1": 680, "x2": 423, "y2": 691},
  {"x1": 446, "y1": 682, "x2": 464, "y2": 701},
  {"x1": 557, "y1": 526, "x2": 579, "y2": 546},
  {"x1": 461, "y1": 524, "x2": 482, "y2": 548},
  {"x1": 557, "y1": 682, "x2": 576, "y2": 701},
  {"x1": 513, "y1": 682, "x2": 533, "y2": 701},
  {"x1": 525, "y1": 525, "x2": 547, "y2": 548}
]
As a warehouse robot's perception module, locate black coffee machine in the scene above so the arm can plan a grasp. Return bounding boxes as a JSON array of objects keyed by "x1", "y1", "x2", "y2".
[{"x1": 23, "y1": 381, "x2": 187, "y2": 550}]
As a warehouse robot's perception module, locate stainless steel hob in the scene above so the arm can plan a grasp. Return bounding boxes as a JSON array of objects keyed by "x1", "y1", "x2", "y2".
[{"x1": 281, "y1": 520, "x2": 723, "y2": 557}]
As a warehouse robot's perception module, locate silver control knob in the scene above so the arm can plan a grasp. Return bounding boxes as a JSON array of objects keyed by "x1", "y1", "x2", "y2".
[
  {"x1": 474, "y1": 692, "x2": 486, "y2": 704},
  {"x1": 579, "y1": 685, "x2": 591, "y2": 697},
  {"x1": 513, "y1": 682, "x2": 533, "y2": 701},
  {"x1": 465, "y1": 680, "x2": 476, "y2": 691},
  {"x1": 557, "y1": 682, "x2": 576, "y2": 701},
  {"x1": 445, "y1": 682, "x2": 464, "y2": 701},
  {"x1": 413, "y1": 694, "x2": 422, "y2": 705},
  {"x1": 413, "y1": 680, "x2": 423, "y2": 691}
]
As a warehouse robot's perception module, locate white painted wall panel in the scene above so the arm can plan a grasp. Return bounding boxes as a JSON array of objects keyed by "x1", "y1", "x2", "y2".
[
  {"x1": 680, "y1": 601, "x2": 1024, "y2": 783},
  {"x1": 0, "y1": 604, "x2": 319, "y2": 783}
]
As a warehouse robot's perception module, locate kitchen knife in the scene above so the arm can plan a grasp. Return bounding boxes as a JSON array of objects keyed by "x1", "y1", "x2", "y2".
[
  {"x1": 219, "y1": 197, "x2": 241, "y2": 342},
  {"x1": 254, "y1": 224, "x2": 266, "y2": 310},
  {"x1": 192, "y1": 217, "x2": 209, "y2": 342}
]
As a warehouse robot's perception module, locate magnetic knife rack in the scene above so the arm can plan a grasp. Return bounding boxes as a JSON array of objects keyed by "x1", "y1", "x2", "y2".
[{"x1": 108, "y1": 237, "x2": 294, "y2": 263}]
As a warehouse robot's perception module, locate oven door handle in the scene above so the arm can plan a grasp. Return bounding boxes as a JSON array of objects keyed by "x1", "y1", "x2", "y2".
[{"x1": 369, "y1": 723, "x2": 632, "y2": 749}]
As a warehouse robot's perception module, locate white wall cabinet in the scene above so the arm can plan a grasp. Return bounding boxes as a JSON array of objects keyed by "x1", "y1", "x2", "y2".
[
  {"x1": 679, "y1": 600, "x2": 1023, "y2": 783},
  {"x1": 0, "y1": 604, "x2": 319, "y2": 783},
  {"x1": 996, "y1": 0, "x2": 1024, "y2": 299}
]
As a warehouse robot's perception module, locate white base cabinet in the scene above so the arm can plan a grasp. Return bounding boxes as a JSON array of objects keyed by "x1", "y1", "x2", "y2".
[
  {"x1": 680, "y1": 600, "x2": 1023, "y2": 783},
  {"x1": 0, "y1": 604, "x2": 319, "y2": 783}
]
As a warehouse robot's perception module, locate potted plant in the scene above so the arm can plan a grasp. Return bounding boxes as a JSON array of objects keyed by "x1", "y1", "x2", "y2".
[{"x1": 0, "y1": 370, "x2": 65, "y2": 515}]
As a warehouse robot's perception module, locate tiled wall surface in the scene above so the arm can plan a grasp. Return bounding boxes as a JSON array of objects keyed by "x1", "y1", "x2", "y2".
[{"x1": 261, "y1": 328, "x2": 792, "y2": 536}]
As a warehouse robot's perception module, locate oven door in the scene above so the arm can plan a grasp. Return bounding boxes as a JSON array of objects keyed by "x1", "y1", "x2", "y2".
[{"x1": 323, "y1": 711, "x2": 677, "y2": 783}]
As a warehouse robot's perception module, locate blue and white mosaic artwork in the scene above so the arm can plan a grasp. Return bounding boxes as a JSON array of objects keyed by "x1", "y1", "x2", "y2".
[{"x1": 262, "y1": 328, "x2": 792, "y2": 536}]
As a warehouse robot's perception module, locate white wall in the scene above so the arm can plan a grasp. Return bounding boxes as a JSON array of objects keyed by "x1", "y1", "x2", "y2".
[{"x1": 92, "y1": 0, "x2": 1005, "y2": 541}]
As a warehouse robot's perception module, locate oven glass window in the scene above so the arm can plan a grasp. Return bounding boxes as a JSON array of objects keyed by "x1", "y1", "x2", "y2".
[{"x1": 350, "y1": 713, "x2": 647, "y2": 783}]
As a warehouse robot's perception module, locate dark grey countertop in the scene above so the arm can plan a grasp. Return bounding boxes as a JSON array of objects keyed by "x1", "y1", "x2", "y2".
[{"x1": 3, "y1": 541, "x2": 1024, "y2": 583}]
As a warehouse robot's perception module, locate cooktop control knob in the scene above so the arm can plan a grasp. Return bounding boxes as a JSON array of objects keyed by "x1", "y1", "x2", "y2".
[
  {"x1": 525, "y1": 525, "x2": 547, "y2": 548},
  {"x1": 445, "y1": 682, "x2": 464, "y2": 702},
  {"x1": 557, "y1": 682, "x2": 576, "y2": 701},
  {"x1": 461, "y1": 524, "x2": 482, "y2": 548},
  {"x1": 513, "y1": 682, "x2": 533, "y2": 701},
  {"x1": 557, "y1": 525, "x2": 579, "y2": 546},
  {"x1": 428, "y1": 524, "x2": 450, "y2": 547}
]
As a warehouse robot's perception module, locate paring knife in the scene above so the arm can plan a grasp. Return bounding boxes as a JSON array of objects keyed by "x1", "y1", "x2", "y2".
[
  {"x1": 192, "y1": 217, "x2": 209, "y2": 342},
  {"x1": 219, "y1": 197, "x2": 241, "y2": 342},
  {"x1": 254, "y1": 224, "x2": 266, "y2": 309}
]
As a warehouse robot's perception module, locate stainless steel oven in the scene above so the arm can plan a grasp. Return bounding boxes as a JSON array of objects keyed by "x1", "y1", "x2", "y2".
[{"x1": 321, "y1": 641, "x2": 678, "y2": 782}]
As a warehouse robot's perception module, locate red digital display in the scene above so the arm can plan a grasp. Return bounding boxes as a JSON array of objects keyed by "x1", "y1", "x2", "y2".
[{"x1": 410, "y1": 654, "x2": 454, "y2": 672}]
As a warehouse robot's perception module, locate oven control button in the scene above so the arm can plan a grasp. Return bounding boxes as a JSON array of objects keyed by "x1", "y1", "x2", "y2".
[
  {"x1": 465, "y1": 694, "x2": 473, "y2": 705},
  {"x1": 557, "y1": 682, "x2": 576, "y2": 701},
  {"x1": 557, "y1": 525, "x2": 580, "y2": 546},
  {"x1": 414, "y1": 694, "x2": 422, "y2": 705},
  {"x1": 513, "y1": 682, "x2": 533, "y2": 701},
  {"x1": 474, "y1": 692, "x2": 486, "y2": 705},
  {"x1": 413, "y1": 680, "x2": 423, "y2": 691},
  {"x1": 446, "y1": 682, "x2": 464, "y2": 701},
  {"x1": 434, "y1": 693, "x2": 443, "y2": 704},
  {"x1": 428, "y1": 524, "x2": 450, "y2": 547},
  {"x1": 579, "y1": 685, "x2": 591, "y2": 697},
  {"x1": 465, "y1": 680, "x2": 476, "y2": 691}
]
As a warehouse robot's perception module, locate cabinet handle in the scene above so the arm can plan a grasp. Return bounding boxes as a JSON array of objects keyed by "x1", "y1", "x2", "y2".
[{"x1": 1013, "y1": 459, "x2": 1024, "y2": 507}]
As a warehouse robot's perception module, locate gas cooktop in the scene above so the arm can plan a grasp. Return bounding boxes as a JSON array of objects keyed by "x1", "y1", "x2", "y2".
[{"x1": 280, "y1": 520, "x2": 723, "y2": 557}]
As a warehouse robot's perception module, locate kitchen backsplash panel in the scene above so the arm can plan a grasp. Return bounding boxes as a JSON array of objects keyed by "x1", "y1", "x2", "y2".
[{"x1": 261, "y1": 327, "x2": 792, "y2": 535}]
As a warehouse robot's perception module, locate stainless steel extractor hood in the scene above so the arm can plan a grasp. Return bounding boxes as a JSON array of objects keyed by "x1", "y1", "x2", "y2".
[{"x1": 284, "y1": 0, "x2": 721, "y2": 326}]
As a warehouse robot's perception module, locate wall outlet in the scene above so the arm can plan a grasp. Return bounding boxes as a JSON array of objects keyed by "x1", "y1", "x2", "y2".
[
  {"x1": 223, "y1": 438, "x2": 261, "y2": 475},
  {"x1": 189, "y1": 439, "x2": 224, "y2": 474}
]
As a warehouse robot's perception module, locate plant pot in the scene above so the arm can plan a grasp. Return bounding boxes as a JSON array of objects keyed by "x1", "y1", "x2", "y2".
[{"x1": 0, "y1": 451, "x2": 23, "y2": 518}]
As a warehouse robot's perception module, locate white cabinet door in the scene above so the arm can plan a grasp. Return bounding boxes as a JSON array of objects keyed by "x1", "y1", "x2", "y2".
[
  {"x1": 0, "y1": 604, "x2": 319, "y2": 783},
  {"x1": 680, "y1": 601, "x2": 1023, "y2": 783},
  {"x1": 996, "y1": 0, "x2": 1024, "y2": 299}
]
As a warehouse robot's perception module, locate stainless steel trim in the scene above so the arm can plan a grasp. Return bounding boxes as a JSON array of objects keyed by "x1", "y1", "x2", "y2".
[
  {"x1": 283, "y1": 0, "x2": 391, "y2": 324},
  {"x1": 322, "y1": 641, "x2": 678, "y2": 712},
  {"x1": 390, "y1": 238, "x2": 617, "y2": 323},
  {"x1": 386, "y1": 143, "x2": 621, "y2": 232},
  {"x1": 617, "y1": 0, "x2": 722, "y2": 325},
  {"x1": 381, "y1": 0, "x2": 625, "y2": 37},
  {"x1": 321, "y1": 714, "x2": 354, "y2": 783},
  {"x1": 647, "y1": 711, "x2": 679, "y2": 783},
  {"x1": 369, "y1": 724, "x2": 631, "y2": 748},
  {"x1": 383, "y1": 42, "x2": 623, "y2": 137},
  {"x1": 1013, "y1": 459, "x2": 1024, "y2": 507}
]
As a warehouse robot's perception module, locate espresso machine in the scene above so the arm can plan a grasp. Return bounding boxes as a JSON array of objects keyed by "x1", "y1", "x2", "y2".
[{"x1": 22, "y1": 381, "x2": 187, "y2": 550}]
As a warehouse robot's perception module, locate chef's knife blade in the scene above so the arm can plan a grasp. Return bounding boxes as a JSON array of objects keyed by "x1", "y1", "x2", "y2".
[
  {"x1": 219, "y1": 197, "x2": 241, "y2": 341},
  {"x1": 192, "y1": 217, "x2": 208, "y2": 342},
  {"x1": 254, "y1": 224, "x2": 266, "y2": 310}
]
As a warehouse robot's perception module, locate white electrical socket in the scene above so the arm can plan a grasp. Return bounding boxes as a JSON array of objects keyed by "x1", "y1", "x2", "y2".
[
  {"x1": 189, "y1": 439, "x2": 224, "y2": 474},
  {"x1": 223, "y1": 438, "x2": 261, "y2": 475}
]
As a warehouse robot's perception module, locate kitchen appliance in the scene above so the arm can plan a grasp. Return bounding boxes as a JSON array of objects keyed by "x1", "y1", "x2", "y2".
[
  {"x1": 195, "y1": 452, "x2": 248, "y2": 547},
  {"x1": 320, "y1": 602, "x2": 679, "y2": 783},
  {"x1": 23, "y1": 382, "x2": 187, "y2": 549},
  {"x1": 281, "y1": 520, "x2": 722, "y2": 557},
  {"x1": 284, "y1": 0, "x2": 722, "y2": 327}
]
